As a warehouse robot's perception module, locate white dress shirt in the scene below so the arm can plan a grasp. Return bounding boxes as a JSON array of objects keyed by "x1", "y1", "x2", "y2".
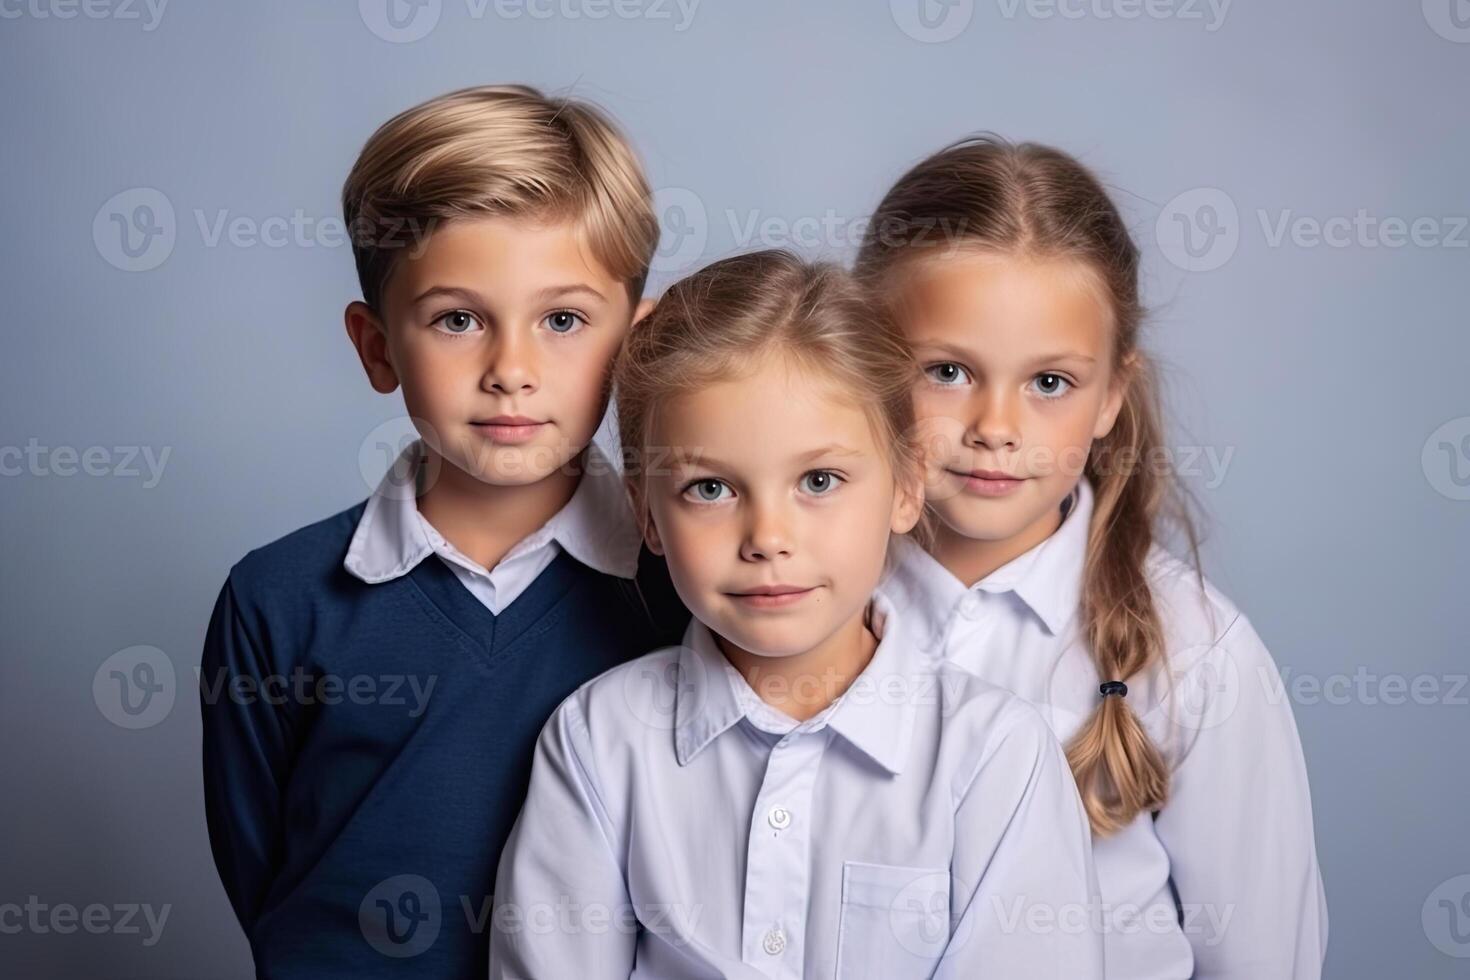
[
  {"x1": 343, "y1": 439, "x2": 643, "y2": 611},
  {"x1": 880, "y1": 478, "x2": 1329, "y2": 980},
  {"x1": 490, "y1": 590, "x2": 1104, "y2": 980}
]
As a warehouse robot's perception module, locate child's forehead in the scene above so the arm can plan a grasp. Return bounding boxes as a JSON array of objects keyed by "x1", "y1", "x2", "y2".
[
  {"x1": 896, "y1": 252, "x2": 1114, "y2": 361},
  {"x1": 654, "y1": 357, "x2": 881, "y2": 467},
  {"x1": 386, "y1": 214, "x2": 623, "y2": 303}
]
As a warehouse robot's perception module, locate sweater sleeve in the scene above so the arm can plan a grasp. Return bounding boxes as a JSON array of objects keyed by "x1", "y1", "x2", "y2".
[{"x1": 200, "y1": 574, "x2": 293, "y2": 935}]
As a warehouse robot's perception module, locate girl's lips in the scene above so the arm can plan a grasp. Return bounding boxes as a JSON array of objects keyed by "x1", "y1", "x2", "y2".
[
  {"x1": 727, "y1": 586, "x2": 818, "y2": 609},
  {"x1": 949, "y1": 469, "x2": 1028, "y2": 497},
  {"x1": 472, "y1": 420, "x2": 547, "y2": 445}
]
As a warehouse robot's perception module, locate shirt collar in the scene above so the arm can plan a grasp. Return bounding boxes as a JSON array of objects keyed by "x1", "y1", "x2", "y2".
[
  {"x1": 673, "y1": 591, "x2": 920, "y2": 776},
  {"x1": 343, "y1": 439, "x2": 642, "y2": 584},
  {"x1": 881, "y1": 479, "x2": 1093, "y2": 642}
]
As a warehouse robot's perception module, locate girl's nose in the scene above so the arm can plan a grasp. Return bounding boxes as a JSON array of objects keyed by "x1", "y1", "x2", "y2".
[
  {"x1": 740, "y1": 499, "x2": 793, "y2": 562},
  {"x1": 967, "y1": 389, "x2": 1021, "y2": 451}
]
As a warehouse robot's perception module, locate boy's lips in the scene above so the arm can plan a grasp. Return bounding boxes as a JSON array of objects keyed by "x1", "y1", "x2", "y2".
[{"x1": 471, "y1": 416, "x2": 548, "y2": 445}]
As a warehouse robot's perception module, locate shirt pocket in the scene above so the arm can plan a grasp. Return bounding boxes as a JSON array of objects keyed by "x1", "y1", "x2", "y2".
[{"x1": 833, "y1": 861, "x2": 951, "y2": 979}]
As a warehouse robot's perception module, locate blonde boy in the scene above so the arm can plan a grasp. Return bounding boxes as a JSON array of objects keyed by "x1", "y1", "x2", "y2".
[{"x1": 200, "y1": 85, "x2": 685, "y2": 979}]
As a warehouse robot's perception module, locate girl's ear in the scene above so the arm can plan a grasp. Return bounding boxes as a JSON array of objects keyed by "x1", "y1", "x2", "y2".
[
  {"x1": 1094, "y1": 351, "x2": 1137, "y2": 441},
  {"x1": 632, "y1": 296, "x2": 657, "y2": 327},
  {"x1": 889, "y1": 461, "x2": 927, "y2": 536},
  {"x1": 625, "y1": 477, "x2": 665, "y2": 556}
]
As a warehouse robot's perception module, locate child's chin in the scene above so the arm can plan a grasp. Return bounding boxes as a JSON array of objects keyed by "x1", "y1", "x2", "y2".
[
  {"x1": 710, "y1": 618, "x2": 815, "y2": 662},
  {"x1": 451, "y1": 442, "x2": 578, "y2": 487},
  {"x1": 934, "y1": 500, "x2": 1036, "y2": 543}
]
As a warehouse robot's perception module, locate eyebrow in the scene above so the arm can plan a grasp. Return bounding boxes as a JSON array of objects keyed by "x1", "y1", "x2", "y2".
[
  {"x1": 1023, "y1": 352, "x2": 1096, "y2": 368},
  {"x1": 409, "y1": 282, "x2": 609, "y2": 308},
  {"x1": 410, "y1": 285, "x2": 487, "y2": 308},
  {"x1": 909, "y1": 338, "x2": 979, "y2": 362},
  {"x1": 910, "y1": 338, "x2": 1096, "y2": 368},
  {"x1": 531, "y1": 283, "x2": 609, "y2": 305},
  {"x1": 672, "y1": 444, "x2": 866, "y2": 472}
]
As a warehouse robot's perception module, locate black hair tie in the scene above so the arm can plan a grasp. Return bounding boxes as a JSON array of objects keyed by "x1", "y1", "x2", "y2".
[{"x1": 1099, "y1": 680, "x2": 1128, "y2": 699}]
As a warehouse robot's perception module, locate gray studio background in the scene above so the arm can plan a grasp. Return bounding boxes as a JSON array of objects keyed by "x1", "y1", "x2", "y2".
[{"x1": 2, "y1": 1, "x2": 1467, "y2": 976}]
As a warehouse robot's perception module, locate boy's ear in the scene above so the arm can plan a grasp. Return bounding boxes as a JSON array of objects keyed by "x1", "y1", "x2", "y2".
[
  {"x1": 625, "y1": 477, "x2": 664, "y2": 556},
  {"x1": 345, "y1": 301, "x2": 400, "y2": 395},
  {"x1": 632, "y1": 296, "x2": 657, "y2": 327}
]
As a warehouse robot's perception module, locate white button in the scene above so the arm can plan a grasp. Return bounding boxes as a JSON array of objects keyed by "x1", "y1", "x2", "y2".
[
  {"x1": 762, "y1": 928, "x2": 786, "y2": 955},
  {"x1": 768, "y1": 805, "x2": 792, "y2": 830},
  {"x1": 959, "y1": 594, "x2": 981, "y2": 619}
]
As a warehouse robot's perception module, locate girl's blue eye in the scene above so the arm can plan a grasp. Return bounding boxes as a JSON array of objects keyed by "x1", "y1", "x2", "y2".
[
  {"x1": 544, "y1": 310, "x2": 586, "y2": 334},
  {"x1": 1032, "y1": 373, "x2": 1072, "y2": 398},
  {"x1": 800, "y1": 470, "x2": 843, "y2": 495},
  {"x1": 437, "y1": 310, "x2": 480, "y2": 334},
  {"x1": 685, "y1": 479, "x2": 731, "y2": 503},
  {"x1": 926, "y1": 362, "x2": 970, "y2": 386}
]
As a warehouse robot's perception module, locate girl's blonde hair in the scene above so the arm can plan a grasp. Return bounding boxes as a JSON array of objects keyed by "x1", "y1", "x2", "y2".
[
  {"x1": 856, "y1": 136, "x2": 1199, "y2": 836},
  {"x1": 615, "y1": 249, "x2": 922, "y2": 517}
]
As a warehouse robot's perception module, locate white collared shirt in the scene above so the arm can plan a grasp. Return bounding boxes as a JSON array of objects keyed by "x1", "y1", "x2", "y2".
[
  {"x1": 881, "y1": 479, "x2": 1329, "y2": 980},
  {"x1": 343, "y1": 440, "x2": 643, "y2": 613},
  {"x1": 490, "y1": 591, "x2": 1104, "y2": 980}
]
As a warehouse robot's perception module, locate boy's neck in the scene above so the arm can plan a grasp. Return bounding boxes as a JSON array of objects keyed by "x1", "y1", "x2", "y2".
[
  {"x1": 415, "y1": 444, "x2": 585, "y2": 573},
  {"x1": 929, "y1": 502, "x2": 1065, "y2": 588},
  {"x1": 718, "y1": 604, "x2": 878, "y2": 724}
]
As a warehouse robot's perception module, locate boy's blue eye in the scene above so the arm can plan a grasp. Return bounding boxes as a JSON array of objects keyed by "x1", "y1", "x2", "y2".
[
  {"x1": 544, "y1": 310, "x2": 586, "y2": 334},
  {"x1": 685, "y1": 479, "x2": 731, "y2": 503},
  {"x1": 926, "y1": 362, "x2": 970, "y2": 386},
  {"x1": 1032, "y1": 373, "x2": 1072, "y2": 398},
  {"x1": 800, "y1": 470, "x2": 842, "y2": 495},
  {"x1": 437, "y1": 310, "x2": 480, "y2": 334}
]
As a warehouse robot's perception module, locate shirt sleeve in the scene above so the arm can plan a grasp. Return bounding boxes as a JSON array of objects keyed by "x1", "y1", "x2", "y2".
[
  {"x1": 489, "y1": 693, "x2": 636, "y2": 980},
  {"x1": 199, "y1": 575, "x2": 293, "y2": 935},
  {"x1": 1151, "y1": 612, "x2": 1329, "y2": 979},
  {"x1": 937, "y1": 705, "x2": 1105, "y2": 979}
]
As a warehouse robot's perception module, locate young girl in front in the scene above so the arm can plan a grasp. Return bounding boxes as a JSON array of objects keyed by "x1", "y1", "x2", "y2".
[
  {"x1": 490, "y1": 250, "x2": 1104, "y2": 979},
  {"x1": 857, "y1": 138, "x2": 1328, "y2": 980}
]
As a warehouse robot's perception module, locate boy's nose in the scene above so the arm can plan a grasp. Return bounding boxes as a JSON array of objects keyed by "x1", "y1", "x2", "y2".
[{"x1": 481, "y1": 335, "x2": 538, "y2": 394}]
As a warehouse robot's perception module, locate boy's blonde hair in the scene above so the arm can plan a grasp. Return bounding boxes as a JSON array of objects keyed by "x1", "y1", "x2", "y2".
[{"x1": 342, "y1": 84, "x2": 658, "y2": 312}]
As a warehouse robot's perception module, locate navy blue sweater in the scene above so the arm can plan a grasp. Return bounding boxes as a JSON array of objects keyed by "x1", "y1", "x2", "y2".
[{"x1": 200, "y1": 501, "x2": 687, "y2": 979}]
